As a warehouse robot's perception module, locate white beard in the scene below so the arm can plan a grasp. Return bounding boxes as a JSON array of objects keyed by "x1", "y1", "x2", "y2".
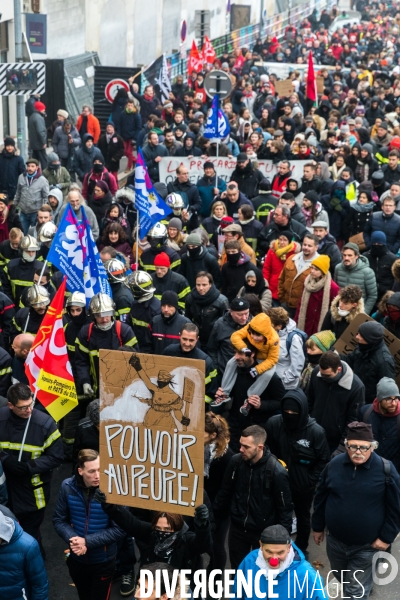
[{"x1": 255, "y1": 546, "x2": 295, "y2": 579}]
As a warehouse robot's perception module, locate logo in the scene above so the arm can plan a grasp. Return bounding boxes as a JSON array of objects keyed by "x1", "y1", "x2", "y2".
[{"x1": 372, "y1": 551, "x2": 398, "y2": 586}]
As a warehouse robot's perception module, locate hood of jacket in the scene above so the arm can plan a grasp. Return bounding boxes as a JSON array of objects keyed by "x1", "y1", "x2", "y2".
[
  {"x1": 48, "y1": 187, "x2": 64, "y2": 221},
  {"x1": 317, "y1": 360, "x2": 354, "y2": 390},
  {"x1": 246, "y1": 312, "x2": 275, "y2": 338},
  {"x1": 183, "y1": 132, "x2": 196, "y2": 148},
  {"x1": 330, "y1": 295, "x2": 365, "y2": 323},
  {"x1": 281, "y1": 388, "x2": 309, "y2": 430},
  {"x1": 0, "y1": 511, "x2": 15, "y2": 544}
]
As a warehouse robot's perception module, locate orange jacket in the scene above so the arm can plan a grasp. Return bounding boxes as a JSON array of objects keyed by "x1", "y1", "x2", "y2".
[
  {"x1": 278, "y1": 254, "x2": 312, "y2": 309},
  {"x1": 76, "y1": 113, "x2": 101, "y2": 144},
  {"x1": 221, "y1": 236, "x2": 256, "y2": 266},
  {"x1": 230, "y1": 313, "x2": 280, "y2": 376}
]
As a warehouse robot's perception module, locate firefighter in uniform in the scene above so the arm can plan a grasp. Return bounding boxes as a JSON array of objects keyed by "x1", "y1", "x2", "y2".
[
  {"x1": 164, "y1": 192, "x2": 199, "y2": 232},
  {"x1": 139, "y1": 222, "x2": 181, "y2": 272},
  {"x1": 36, "y1": 221, "x2": 57, "y2": 265},
  {"x1": 142, "y1": 290, "x2": 191, "y2": 354},
  {"x1": 125, "y1": 271, "x2": 161, "y2": 349},
  {"x1": 0, "y1": 383, "x2": 63, "y2": 550},
  {"x1": 75, "y1": 293, "x2": 139, "y2": 397},
  {"x1": 104, "y1": 258, "x2": 133, "y2": 322},
  {"x1": 0, "y1": 344, "x2": 12, "y2": 396},
  {"x1": 151, "y1": 252, "x2": 190, "y2": 309},
  {"x1": 11, "y1": 284, "x2": 50, "y2": 340},
  {"x1": 62, "y1": 292, "x2": 91, "y2": 458},
  {"x1": 1, "y1": 235, "x2": 43, "y2": 307}
]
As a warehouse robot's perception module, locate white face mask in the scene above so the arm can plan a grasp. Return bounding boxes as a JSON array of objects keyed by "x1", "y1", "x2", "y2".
[
  {"x1": 95, "y1": 320, "x2": 113, "y2": 331},
  {"x1": 338, "y1": 308, "x2": 350, "y2": 317},
  {"x1": 22, "y1": 251, "x2": 35, "y2": 263}
]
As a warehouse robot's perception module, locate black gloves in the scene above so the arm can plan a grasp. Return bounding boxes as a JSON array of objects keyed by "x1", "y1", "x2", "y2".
[
  {"x1": 3, "y1": 455, "x2": 30, "y2": 476},
  {"x1": 129, "y1": 354, "x2": 142, "y2": 372},
  {"x1": 181, "y1": 416, "x2": 190, "y2": 426},
  {"x1": 194, "y1": 504, "x2": 209, "y2": 528}
]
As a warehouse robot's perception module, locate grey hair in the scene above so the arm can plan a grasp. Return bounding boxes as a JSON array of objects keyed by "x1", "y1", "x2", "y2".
[
  {"x1": 344, "y1": 438, "x2": 379, "y2": 450},
  {"x1": 276, "y1": 205, "x2": 291, "y2": 218}
]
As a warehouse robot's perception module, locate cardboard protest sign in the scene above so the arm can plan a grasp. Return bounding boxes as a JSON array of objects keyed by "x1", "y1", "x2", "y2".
[
  {"x1": 275, "y1": 79, "x2": 294, "y2": 98},
  {"x1": 334, "y1": 313, "x2": 400, "y2": 387},
  {"x1": 316, "y1": 77, "x2": 324, "y2": 94},
  {"x1": 99, "y1": 350, "x2": 205, "y2": 516}
]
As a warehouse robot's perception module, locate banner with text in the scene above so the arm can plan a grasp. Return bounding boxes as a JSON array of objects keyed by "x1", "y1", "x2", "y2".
[{"x1": 99, "y1": 350, "x2": 205, "y2": 516}]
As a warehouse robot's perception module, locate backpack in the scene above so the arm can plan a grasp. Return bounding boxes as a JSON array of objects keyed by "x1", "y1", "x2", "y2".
[
  {"x1": 286, "y1": 329, "x2": 308, "y2": 356},
  {"x1": 87, "y1": 320, "x2": 123, "y2": 346},
  {"x1": 231, "y1": 452, "x2": 282, "y2": 490}
]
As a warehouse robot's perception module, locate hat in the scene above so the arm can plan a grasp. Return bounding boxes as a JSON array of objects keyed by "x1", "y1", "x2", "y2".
[
  {"x1": 94, "y1": 180, "x2": 109, "y2": 194},
  {"x1": 310, "y1": 330, "x2": 336, "y2": 352},
  {"x1": 346, "y1": 421, "x2": 374, "y2": 442},
  {"x1": 260, "y1": 524, "x2": 291, "y2": 545},
  {"x1": 372, "y1": 170, "x2": 384, "y2": 182},
  {"x1": 311, "y1": 255, "x2": 330, "y2": 275},
  {"x1": 47, "y1": 151, "x2": 59, "y2": 163},
  {"x1": 340, "y1": 125, "x2": 350, "y2": 134},
  {"x1": 87, "y1": 399, "x2": 100, "y2": 426},
  {"x1": 343, "y1": 242, "x2": 360, "y2": 255},
  {"x1": 224, "y1": 223, "x2": 242, "y2": 235},
  {"x1": 358, "y1": 321, "x2": 384, "y2": 345},
  {"x1": 220, "y1": 216, "x2": 235, "y2": 229},
  {"x1": 378, "y1": 121, "x2": 388, "y2": 130},
  {"x1": 193, "y1": 111, "x2": 204, "y2": 120},
  {"x1": 221, "y1": 62, "x2": 229, "y2": 68},
  {"x1": 277, "y1": 230, "x2": 293, "y2": 242},
  {"x1": 4, "y1": 136, "x2": 15, "y2": 148},
  {"x1": 377, "y1": 377, "x2": 400, "y2": 401},
  {"x1": 274, "y1": 130, "x2": 284, "y2": 136},
  {"x1": 308, "y1": 136, "x2": 318, "y2": 148},
  {"x1": 347, "y1": 119, "x2": 356, "y2": 125},
  {"x1": 154, "y1": 252, "x2": 171, "y2": 268},
  {"x1": 305, "y1": 127, "x2": 314, "y2": 135},
  {"x1": 161, "y1": 290, "x2": 179, "y2": 309},
  {"x1": 57, "y1": 109, "x2": 68, "y2": 119},
  {"x1": 26, "y1": 158, "x2": 39, "y2": 166},
  {"x1": 203, "y1": 161, "x2": 215, "y2": 170},
  {"x1": 371, "y1": 231, "x2": 386, "y2": 244},
  {"x1": 34, "y1": 101, "x2": 46, "y2": 112},
  {"x1": 259, "y1": 179, "x2": 271, "y2": 193},
  {"x1": 230, "y1": 297, "x2": 250, "y2": 311},
  {"x1": 362, "y1": 143, "x2": 373, "y2": 154},
  {"x1": 186, "y1": 233, "x2": 202, "y2": 246},
  {"x1": 168, "y1": 217, "x2": 183, "y2": 231},
  {"x1": 387, "y1": 292, "x2": 400, "y2": 309},
  {"x1": 311, "y1": 220, "x2": 329, "y2": 229},
  {"x1": 304, "y1": 190, "x2": 319, "y2": 205},
  {"x1": 163, "y1": 101, "x2": 173, "y2": 109},
  {"x1": 237, "y1": 152, "x2": 248, "y2": 162}
]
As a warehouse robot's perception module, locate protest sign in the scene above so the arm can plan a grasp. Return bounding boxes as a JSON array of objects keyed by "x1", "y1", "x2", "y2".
[
  {"x1": 159, "y1": 157, "x2": 308, "y2": 186},
  {"x1": 275, "y1": 79, "x2": 294, "y2": 97},
  {"x1": 334, "y1": 313, "x2": 400, "y2": 387},
  {"x1": 99, "y1": 350, "x2": 205, "y2": 516},
  {"x1": 316, "y1": 77, "x2": 324, "y2": 94}
]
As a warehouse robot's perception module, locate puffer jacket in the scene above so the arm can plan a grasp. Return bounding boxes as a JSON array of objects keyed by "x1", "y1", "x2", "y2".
[
  {"x1": 52, "y1": 474, "x2": 125, "y2": 564},
  {"x1": 0, "y1": 519, "x2": 48, "y2": 600},
  {"x1": 317, "y1": 234, "x2": 342, "y2": 276},
  {"x1": 52, "y1": 124, "x2": 81, "y2": 159},
  {"x1": 14, "y1": 172, "x2": 49, "y2": 215},
  {"x1": 230, "y1": 312, "x2": 280, "y2": 376},
  {"x1": 267, "y1": 389, "x2": 330, "y2": 492},
  {"x1": 196, "y1": 174, "x2": 227, "y2": 217},
  {"x1": 364, "y1": 211, "x2": 400, "y2": 254},
  {"x1": 0, "y1": 150, "x2": 25, "y2": 200},
  {"x1": 361, "y1": 400, "x2": 400, "y2": 472},
  {"x1": 334, "y1": 255, "x2": 378, "y2": 314},
  {"x1": 185, "y1": 286, "x2": 229, "y2": 347},
  {"x1": 262, "y1": 241, "x2": 300, "y2": 300}
]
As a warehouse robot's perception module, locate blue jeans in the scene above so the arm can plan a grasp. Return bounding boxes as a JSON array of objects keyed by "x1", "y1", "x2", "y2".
[
  {"x1": 19, "y1": 211, "x2": 38, "y2": 234},
  {"x1": 326, "y1": 533, "x2": 376, "y2": 599}
]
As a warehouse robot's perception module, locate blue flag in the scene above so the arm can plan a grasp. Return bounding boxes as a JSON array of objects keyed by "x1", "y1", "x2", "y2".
[
  {"x1": 135, "y1": 149, "x2": 172, "y2": 238},
  {"x1": 47, "y1": 205, "x2": 111, "y2": 307},
  {"x1": 204, "y1": 95, "x2": 231, "y2": 139}
]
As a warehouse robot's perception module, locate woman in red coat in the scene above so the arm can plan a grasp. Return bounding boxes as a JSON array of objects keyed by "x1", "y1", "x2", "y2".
[
  {"x1": 295, "y1": 255, "x2": 340, "y2": 337},
  {"x1": 262, "y1": 231, "x2": 300, "y2": 303}
]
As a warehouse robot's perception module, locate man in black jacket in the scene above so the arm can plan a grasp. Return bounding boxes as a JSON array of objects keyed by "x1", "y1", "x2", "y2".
[
  {"x1": 258, "y1": 205, "x2": 307, "y2": 254},
  {"x1": 142, "y1": 132, "x2": 168, "y2": 183},
  {"x1": 300, "y1": 163, "x2": 322, "y2": 196},
  {"x1": 151, "y1": 252, "x2": 190, "y2": 309},
  {"x1": 312, "y1": 421, "x2": 400, "y2": 599},
  {"x1": 382, "y1": 150, "x2": 400, "y2": 185},
  {"x1": 143, "y1": 291, "x2": 190, "y2": 354},
  {"x1": 180, "y1": 233, "x2": 221, "y2": 289},
  {"x1": 230, "y1": 153, "x2": 264, "y2": 199},
  {"x1": 213, "y1": 424, "x2": 293, "y2": 569},
  {"x1": 166, "y1": 164, "x2": 202, "y2": 219},
  {"x1": 307, "y1": 351, "x2": 365, "y2": 452},
  {"x1": 0, "y1": 137, "x2": 25, "y2": 200},
  {"x1": 267, "y1": 389, "x2": 330, "y2": 555},
  {"x1": 363, "y1": 231, "x2": 396, "y2": 299},
  {"x1": 97, "y1": 122, "x2": 124, "y2": 181},
  {"x1": 311, "y1": 221, "x2": 342, "y2": 276}
]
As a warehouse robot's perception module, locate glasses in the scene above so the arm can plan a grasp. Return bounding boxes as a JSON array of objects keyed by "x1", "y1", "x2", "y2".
[
  {"x1": 14, "y1": 401, "x2": 35, "y2": 412},
  {"x1": 382, "y1": 397, "x2": 398, "y2": 403},
  {"x1": 346, "y1": 444, "x2": 371, "y2": 452}
]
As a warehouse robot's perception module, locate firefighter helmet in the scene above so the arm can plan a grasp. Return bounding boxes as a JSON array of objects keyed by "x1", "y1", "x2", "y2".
[
  {"x1": 26, "y1": 284, "x2": 50, "y2": 307},
  {"x1": 65, "y1": 292, "x2": 86, "y2": 309},
  {"x1": 104, "y1": 258, "x2": 126, "y2": 283},
  {"x1": 88, "y1": 293, "x2": 115, "y2": 317},
  {"x1": 38, "y1": 222, "x2": 57, "y2": 243},
  {"x1": 124, "y1": 271, "x2": 155, "y2": 299}
]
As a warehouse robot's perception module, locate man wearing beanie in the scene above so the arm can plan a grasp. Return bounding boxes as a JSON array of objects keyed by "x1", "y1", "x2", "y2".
[
  {"x1": 180, "y1": 233, "x2": 221, "y2": 289},
  {"x1": 42, "y1": 152, "x2": 71, "y2": 201},
  {"x1": 301, "y1": 191, "x2": 329, "y2": 229},
  {"x1": 361, "y1": 377, "x2": 400, "y2": 471},
  {"x1": 233, "y1": 523, "x2": 323, "y2": 600},
  {"x1": 151, "y1": 251, "x2": 190, "y2": 309},
  {"x1": 196, "y1": 161, "x2": 227, "y2": 218},
  {"x1": 334, "y1": 242, "x2": 377, "y2": 314},
  {"x1": 0, "y1": 137, "x2": 25, "y2": 201},
  {"x1": 311, "y1": 221, "x2": 342, "y2": 276},
  {"x1": 312, "y1": 421, "x2": 400, "y2": 599},
  {"x1": 341, "y1": 321, "x2": 396, "y2": 405},
  {"x1": 364, "y1": 195, "x2": 400, "y2": 254},
  {"x1": 363, "y1": 230, "x2": 396, "y2": 298},
  {"x1": 143, "y1": 290, "x2": 190, "y2": 354},
  {"x1": 267, "y1": 389, "x2": 330, "y2": 556},
  {"x1": 28, "y1": 101, "x2": 48, "y2": 169},
  {"x1": 383, "y1": 292, "x2": 400, "y2": 337}
]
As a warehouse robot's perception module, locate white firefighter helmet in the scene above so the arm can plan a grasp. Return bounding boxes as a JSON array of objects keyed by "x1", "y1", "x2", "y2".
[
  {"x1": 104, "y1": 258, "x2": 126, "y2": 283},
  {"x1": 20, "y1": 235, "x2": 40, "y2": 252},
  {"x1": 124, "y1": 271, "x2": 155, "y2": 299},
  {"x1": 147, "y1": 222, "x2": 167, "y2": 248},
  {"x1": 26, "y1": 284, "x2": 50, "y2": 307},
  {"x1": 65, "y1": 292, "x2": 86, "y2": 309},
  {"x1": 166, "y1": 193, "x2": 185, "y2": 215},
  {"x1": 88, "y1": 293, "x2": 115, "y2": 318},
  {"x1": 38, "y1": 222, "x2": 57, "y2": 243}
]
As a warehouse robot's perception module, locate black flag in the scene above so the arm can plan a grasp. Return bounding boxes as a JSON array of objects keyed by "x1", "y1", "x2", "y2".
[{"x1": 143, "y1": 54, "x2": 171, "y2": 103}]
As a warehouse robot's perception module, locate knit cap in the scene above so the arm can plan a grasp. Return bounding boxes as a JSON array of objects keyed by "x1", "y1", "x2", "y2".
[
  {"x1": 311, "y1": 255, "x2": 330, "y2": 275},
  {"x1": 343, "y1": 242, "x2": 360, "y2": 255},
  {"x1": 168, "y1": 217, "x2": 183, "y2": 231},
  {"x1": 161, "y1": 290, "x2": 179, "y2": 309},
  {"x1": 310, "y1": 330, "x2": 336, "y2": 352},
  {"x1": 304, "y1": 191, "x2": 319, "y2": 205},
  {"x1": 358, "y1": 321, "x2": 384, "y2": 345},
  {"x1": 87, "y1": 399, "x2": 100, "y2": 426},
  {"x1": 4, "y1": 136, "x2": 15, "y2": 147},
  {"x1": 260, "y1": 524, "x2": 291, "y2": 545},
  {"x1": 57, "y1": 109, "x2": 69, "y2": 119},
  {"x1": 376, "y1": 377, "x2": 400, "y2": 401},
  {"x1": 220, "y1": 216, "x2": 235, "y2": 230},
  {"x1": 47, "y1": 151, "x2": 59, "y2": 163},
  {"x1": 186, "y1": 233, "x2": 202, "y2": 246},
  {"x1": 154, "y1": 252, "x2": 171, "y2": 268},
  {"x1": 34, "y1": 101, "x2": 46, "y2": 112},
  {"x1": 371, "y1": 231, "x2": 386, "y2": 244},
  {"x1": 346, "y1": 421, "x2": 374, "y2": 442},
  {"x1": 230, "y1": 297, "x2": 250, "y2": 311}
]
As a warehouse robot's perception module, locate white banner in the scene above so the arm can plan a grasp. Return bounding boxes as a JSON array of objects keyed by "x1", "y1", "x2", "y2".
[{"x1": 159, "y1": 157, "x2": 308, "y2": 186}]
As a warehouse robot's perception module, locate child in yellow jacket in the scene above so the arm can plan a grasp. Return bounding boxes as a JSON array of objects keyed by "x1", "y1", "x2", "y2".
[{"x1": 230, "y1": 312, "x2": 280, "y2": 377}]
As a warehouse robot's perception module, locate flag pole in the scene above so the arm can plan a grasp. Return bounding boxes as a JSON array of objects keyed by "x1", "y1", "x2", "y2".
[
  {"x1": 18, "y1": 390, "x2": 37, "y2": 461},
  {"x1": 38, "y1": 259, "x2": 48, "y2": 282},
  {"x1": 135, "y1": 220, "x2": 140, "y2": 271}
]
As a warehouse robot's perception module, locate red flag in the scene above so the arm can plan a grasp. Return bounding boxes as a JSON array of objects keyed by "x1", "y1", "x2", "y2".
[
  {"x1": 306, "y1": 51, "x2": 317, "y2": 103},
  {"x1": 201, "y1": 35, "x2": 216, "y2": 64},
  {"x1": 188, "y1": 40, "x2": 203, "y2": 75},
  {"x1": 25, "y1": 277, "x2": 78, "y2": 421}
]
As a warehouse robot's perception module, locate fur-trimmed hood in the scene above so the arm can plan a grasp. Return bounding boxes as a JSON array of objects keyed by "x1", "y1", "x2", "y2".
[
  {"x1": 115, "y1": 186, "x2": 135, "y2": 204},
  {"x1": 392, "y1": 258, "x2": 400, "y2": 282},
  {"x1": 330, "y1": 295, "x2": 365, "y2": 323}
]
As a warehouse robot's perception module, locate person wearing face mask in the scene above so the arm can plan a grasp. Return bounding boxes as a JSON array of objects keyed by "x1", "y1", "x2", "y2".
[
  {"x1": 221, "y1": 240, "x2": 260, "y2": 302},
  {"x1": 185, "y1": 272, "x2": 228, "y2": 349},
  {"x1": 2, "y1": 235, "x2": 43, "y2": 307},
  {"x1": 11, "y1": 284, "x2": 50, "y2": 342},
  {"x1": 267, "y1": 390, "x2": 330, "y2": 556},
  {"x1": 341, "y1": 321, "x2": 396, "y2": 405},
  {"x1": 363, "y1": 231, "x2": 396, "y2": 299},
  {"x1": 307, "y1": 351, "x2": 365, "y2": 453},
  {"x1": 143, "y1": 290, "x2": 190, "y2": 354},
  {"x1": 75, "y1": 293, "x2": 139, "y2": 398},
  {"x1": 125, "y1": 271, "x2": 161, "y2": 349},
  {"x1": 42, "y1": 151, "x2": 71, "y2": 201},
  {"x1": 321, "y1": 284, "x2": 365, "y2": 339},
  {"x1": 383, "y1": 293, "x2": 400, "y2": 338},
  {"x1": 180, "y1": 233, "x2": 221, "y2": 289},
  {"x1": 299, "y1": 330, "x2": 336, "y2": 391},
  {"x1": 73, "y1": 133, "x2": 104, "y2": 183}
]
